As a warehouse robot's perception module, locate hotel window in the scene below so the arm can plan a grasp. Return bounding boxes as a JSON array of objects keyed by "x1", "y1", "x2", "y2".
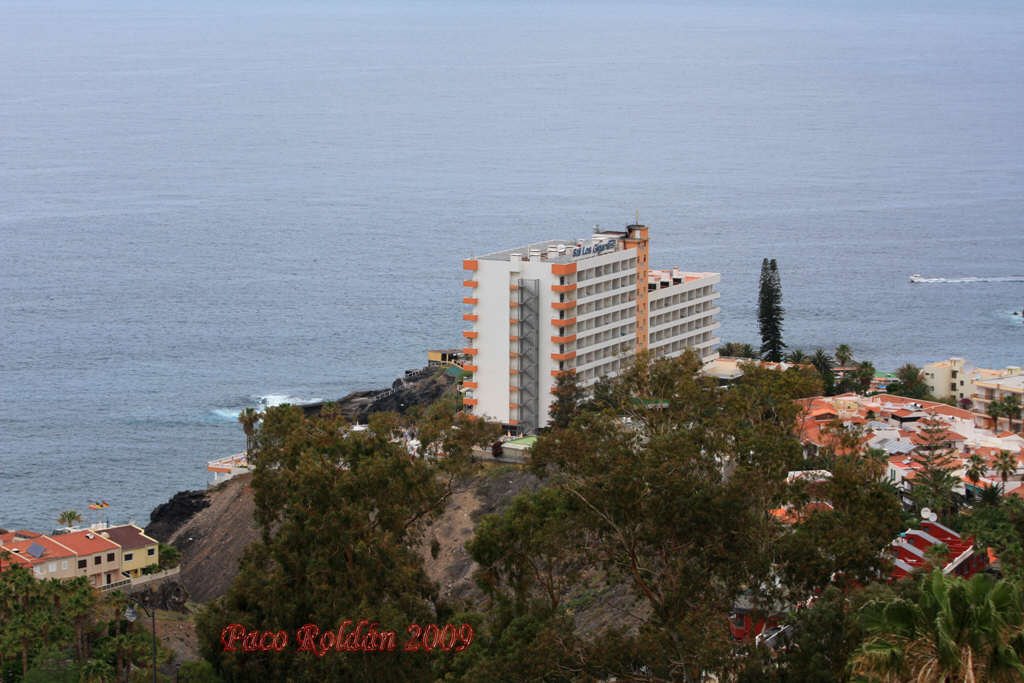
[
  {"x1": 106, "y1": 552, "x2": 115, "y2": 562},
  {"x1": 124, "y1": 552, "x2": 133, "y2": 561},
  {"x1": 148, "y1": 548, "x2": 155, "y2": 556},
  {"x1": 61, "y1": 560, "x2": 68, "y2": 570},
  {"x1": 48, "y1": 562, "x2": 57, "y2": 573},
  {"x1": 78, "y1": 559, "x2": 87, "y2": 569},
  {"x1": 94, "y1": 556, "x2": 101, "y2": 566}
]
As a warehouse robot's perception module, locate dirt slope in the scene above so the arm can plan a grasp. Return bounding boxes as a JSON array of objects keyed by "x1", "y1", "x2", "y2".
[{"x1": 147, "y1": 474, "x2": 260, "y2": 604}]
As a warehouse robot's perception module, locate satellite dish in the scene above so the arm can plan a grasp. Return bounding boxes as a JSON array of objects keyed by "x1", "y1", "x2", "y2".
[
  {"x1": 920, "y1": 507, "x2": 932, "y2": 519},
  {"x1": 928, "y1": 512, "x2": 938, "y2": 522}
]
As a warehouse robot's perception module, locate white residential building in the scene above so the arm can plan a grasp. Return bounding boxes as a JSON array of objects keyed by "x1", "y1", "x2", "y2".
[{"x1": 460, "y1": 224, "x2": 721, "y2": 432}]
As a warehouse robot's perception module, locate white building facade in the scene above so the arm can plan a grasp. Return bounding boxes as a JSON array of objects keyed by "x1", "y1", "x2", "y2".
[{"x1": 461, "y1": 224, "x2": 720, "y2": 432}]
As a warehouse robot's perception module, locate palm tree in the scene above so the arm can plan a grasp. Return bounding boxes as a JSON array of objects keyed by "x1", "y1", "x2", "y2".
[
  {"x1": 994, "y1": 450, "x2": 1018, "y2": 485},
  {"x1": 811, "y1": 348, "x2": 834, "y2": 375},
  {"x1": 966, "y1": 453, "x2": 987, "y2": 488},
  {"x1": 786, "y1": 349, "x2": 808, "y2": 364},
  {"x1": 988, "y1": 398, "x2": 1006, "y2": 432},
  {"x1": 863, "y1": 447, "x2": 890, "y2": 479},
  {"x1": 238, "y1": 407, "x2": 262, "y2": 455},
  {"x1": 980, "y1": 484, "x2": 1004, "y2": 506},
  {"x1": 57, "y1": 510, "x2": 82, "y2": 529},
  {"x1": 834, "y1": 343, "x2": 854, "y2": 367},
  {"x1": 811, "y1": 348, "x2": 836, "y2": 395},
  {"x1": 850, "y1": 570, "x2": 1024, "y2": 682},
  {"x1": 1004, "y1": 394, "x2": 1022, "y2": 433}
]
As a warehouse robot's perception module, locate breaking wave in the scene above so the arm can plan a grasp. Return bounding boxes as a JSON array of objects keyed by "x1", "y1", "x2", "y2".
[
  {"x1": 909, "y1": 275, "x2": 1024, "y2": 284},
  {"x1": 209, "y1": 394, "x2": 325, "y2": 422}
]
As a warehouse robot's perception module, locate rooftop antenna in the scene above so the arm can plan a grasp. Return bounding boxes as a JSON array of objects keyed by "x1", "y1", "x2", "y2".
[{"x1": 635, "y1": 209, "x2": 640, "y2": 225}]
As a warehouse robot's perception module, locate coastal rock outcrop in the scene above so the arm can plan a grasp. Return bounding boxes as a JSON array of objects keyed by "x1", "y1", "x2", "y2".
[{"x1": 145, "y1": 490, "x2": 210, "y2": 542}]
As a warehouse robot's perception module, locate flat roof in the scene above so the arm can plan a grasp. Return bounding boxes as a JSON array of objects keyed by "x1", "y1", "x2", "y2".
[
  {"x1": 478, "y1": 239, "x2": 578, "y2": 263},
  {"x1": 477, "y1": 231, "x2": 628, "y2": 263},
  {"x1": 976, "y1": 374, "x2": 1024, "y2": 391}
]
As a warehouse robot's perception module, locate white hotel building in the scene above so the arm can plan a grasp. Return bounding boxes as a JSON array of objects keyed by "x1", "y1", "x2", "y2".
[{"x1": 461, "y1": 224, "x2": 721, "y2": 432}]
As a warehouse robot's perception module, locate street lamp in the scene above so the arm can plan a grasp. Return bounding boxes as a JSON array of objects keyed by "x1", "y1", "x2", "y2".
[{"x1": 124, "y1": 599, "x2": 158, "y2": 683}]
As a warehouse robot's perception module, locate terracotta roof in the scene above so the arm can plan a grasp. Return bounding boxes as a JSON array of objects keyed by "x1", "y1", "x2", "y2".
[
  {"x1": 54, "y1": 530, "x2": 120, "y2": 556},
  {"x1": 1, "y1": 535, "x2": 77, "y2": 566},
  {"x1": 0, "y1": 530, "x2": 41, "y2": 544},
  {"x1": 770, "y1": 501, "x2": 834, "y2": 525},
  {"x1": 0, "y1": 551, "x2": 32, "y2": 571}
]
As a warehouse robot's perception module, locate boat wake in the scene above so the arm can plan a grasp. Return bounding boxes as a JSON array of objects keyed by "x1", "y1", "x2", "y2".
[{"x1": 909, "y1": 274, "x2": 1024, "y2": 284}]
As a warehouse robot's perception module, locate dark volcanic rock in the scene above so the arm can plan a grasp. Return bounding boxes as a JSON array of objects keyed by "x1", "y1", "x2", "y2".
[
  {"x1": 145, "y1": 490, "x2": 210, "y2": 542},
  {"x1": 307, "y1": 366, "x2": 456, "y2": 423}
]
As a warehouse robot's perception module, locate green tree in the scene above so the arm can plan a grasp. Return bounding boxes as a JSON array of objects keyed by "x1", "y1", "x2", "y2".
[
  {"x1": 910, "y1": 419, "x2": 960, "y2": 517},
  {"x1": 988, "y1": 397, "x2": 1006, "y2": 431},
  {"x1": 854, "y1": 361, "x2": 877, "y2": 394},
  {"x1": 786, "y1": 348, "x2": 808, "y2": 364},
  {"x1": 775, "y1": 431, "x2": 904, "y2": 595},
  {"x1": 959, "y1": 495, "x2": 1024, "y2": 580},
  {"x1": 1005, "y1": 394, "x2": 1022, "y2": 432},
  {"x1": 0, "y1": 566, "x2": 138, "y2": 680},
  {"x1": 720, "y1": 341, "x2": 759, "y2": 359},
  {"x1": 78, "y1": 658, "x2": 114, "y2": 683},
  {"x1": 990, "y1": 394, "x2": 1022, "y2": 433},
  {"x1": 995, "y1": 450, "x2": 1018, "y2": 485},
  {"x1": 511, "y1": 352, "x2": 818, "y2": 679},
  {"x1": 177, "y1": 659, "x2": 222, "y2": 682},
  {"x1": 888, "y1": 364, "x2": 931, "y2": 400},
  {"x1": 966, "y1": 453, "x2": 987, "y2": 491},
  {"x1": 197, "y1": 405, "x2": 497, "y2": 681},
  {"x1": 811, "y1": 348, "x2": 836, "y2": 395},
  {"x1": 849, "y1": 570, "x2": 1024, "y2": 682},
  {"x1": 758, "y1": 258, "x2": 786, "y2": 362},
  {"x1": 236, "y1": 407, "x2": 261, "y2": 456},
  {"x1": 469, "y1": 487, "x2": 582, "y2": 612},
  {"x1": 834, "y1": 344, "x2": 854, "y2": 368},
  {"x1": 57, "y1": 510, "x2": 82, "y2": 529},
  {"x1": 549, "y1": 369, "x2": 584, "y2": 429},
  {"x1": 157, "y1": 543, "x2": 180, "y2": 570}
]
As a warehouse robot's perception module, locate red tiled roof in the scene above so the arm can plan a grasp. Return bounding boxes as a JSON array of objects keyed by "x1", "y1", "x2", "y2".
[
  {"x1": 0, "y1": 551, "x2": 32, "y2": 571},
  {"x1": 0, "y1": 530, "x2": 41, "y2": 545},
  {"x1": 54, "y1": 530, "x2": 120, "y2": 555},
  {"x1": 1, "y1": 535, "x2": 77, "y2": 566},
  {"x1": 890, "y1": 522, "x2": 977, "y2": 580}
]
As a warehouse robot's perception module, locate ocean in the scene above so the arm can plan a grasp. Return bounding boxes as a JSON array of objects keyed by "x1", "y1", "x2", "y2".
[{"x1": 1, "y1": 0, "x2": 1022, "y2": 531}]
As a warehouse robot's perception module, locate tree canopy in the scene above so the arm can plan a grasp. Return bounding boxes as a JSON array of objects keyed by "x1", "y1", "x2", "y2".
[{"x1": 758, "y1": 258, "x2": 786, "y2": 362}]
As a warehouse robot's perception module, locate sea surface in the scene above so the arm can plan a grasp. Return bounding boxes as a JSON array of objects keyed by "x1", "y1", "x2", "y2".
[{"x1": 2, "y1": 0, "x2": 1023, "y2": 531}]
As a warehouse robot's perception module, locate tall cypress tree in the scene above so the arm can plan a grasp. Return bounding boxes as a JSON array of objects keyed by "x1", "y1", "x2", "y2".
[{"x1": 758, "y1": 258, "x2": 786, "y2": 361}]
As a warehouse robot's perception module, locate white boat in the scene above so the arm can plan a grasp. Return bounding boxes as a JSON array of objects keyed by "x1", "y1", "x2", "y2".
[{"x1": 909, "y1": 274, "x2": 924, "y2": 283}]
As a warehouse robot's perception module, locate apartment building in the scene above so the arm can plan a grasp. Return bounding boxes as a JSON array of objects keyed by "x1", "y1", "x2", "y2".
[
  {"x1": 0, "y1": 525, "x2": 160, "y2": 589},
  {"x1": 0, "y1": 530, "x2": 79, "y2": 581},
  {"x1": 461, "y1": 224, "x2": 720, "y2": 431},
  {"x1": 55, "y1": 530, "x2": 123, "y2": 588},
  {"x1": 102, "y1": 524, "x2": 159, "y2": 578},
  {"x1": 922, "y1": 357, "x2": 1023, "y2": 430}
]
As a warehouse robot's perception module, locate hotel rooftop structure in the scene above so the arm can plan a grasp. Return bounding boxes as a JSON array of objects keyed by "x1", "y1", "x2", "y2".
[{"x1": 461, "y1": 224, "x2": 721, "y2": 432}]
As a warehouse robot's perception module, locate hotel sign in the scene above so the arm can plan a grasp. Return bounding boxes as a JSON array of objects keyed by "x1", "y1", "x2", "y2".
[{"x1": 572, "y1": 239, "x2": 617, "y2": 259}]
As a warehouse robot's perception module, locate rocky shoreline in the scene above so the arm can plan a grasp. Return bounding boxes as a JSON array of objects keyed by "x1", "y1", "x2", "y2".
[{"x1": 141, "y1": 364, "x2": 460, "y2": 602}]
